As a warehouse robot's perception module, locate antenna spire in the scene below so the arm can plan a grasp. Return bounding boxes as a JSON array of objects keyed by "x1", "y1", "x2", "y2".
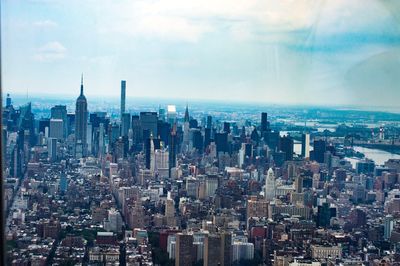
[{"x1": 80, "y1": 73, "x2": 84, "y2": 95}]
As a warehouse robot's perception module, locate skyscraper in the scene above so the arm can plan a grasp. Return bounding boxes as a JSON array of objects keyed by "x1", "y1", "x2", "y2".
[
  {"x1": 6, "y1": 93, "x2": 12, "y2": 107},
  {"x1": 384, "y1": 215, "x2": 394, "y2": 240},
  {"x1": 223, "y1": 122, "x2": 230, "y2": 134},
  {"x1": 50, "y1": 105, "x2": 67, "y2": 138},
  {"x1": 121, "y1": 113, "x2": 131, "y2": 137},
  {"x1": 265, "y1": 168, "x2": 276, "y2": 201},
  {"x1": 220, "y1": 232, "x2": 232, "y2": 266},
  {"x1": 167, "y1": 105, "x2": 177, "y2": 125},
  {"x1": 169, "y1": 125, "x2": 177, "y2": 178},
  {"x1": 182, "y1": 104, "x2": 190, "y2": 152},
  {"x1": 215, "y1": 132, "x2": 228, "y2": 154},
  {"x1": 206, "y1": 115, "x2": 212, "y2": 129},
  {"x1": 261, "y1": 112, "x2": 268, "y2": 132},
  {"x1": 120, "y1": 80, "x2": 126, "y2": 121},
  {"x1": 140, "y1": 112, "x2": 158, "y2": 140},
  {"x1": 48, "y1": 137, "x2": 57, "y2": 162},
  {"x1": 279, "y1": 135, "x2": 294, "y2": 161},
  {"x1": 49, "y1": 119, "x2": 64, "y2": 140},
  {"x1": 184, "y1": 104, "x2": 189, "y2": 123},
  {"x1": 312, "y1": 139, "x2": 326, "y2": 163},
  {"x1": 158, "y1": 106, "x2": 166, "y2": 122},
  {"x1": 204, "y1": 234, "x2": 221, "y2": 266},
  {"x1": 295, "y1": 175, "x2": 303, "y2": 193},
  {"x1": 175, "y1": 233, "x2": 193, "y2": 266},
  {"x1": 75, "y1": 74, "x2": 88, "y2": 158},
  {"x1": 301, "y1": 133, "x2": 310, "y2": 159}
]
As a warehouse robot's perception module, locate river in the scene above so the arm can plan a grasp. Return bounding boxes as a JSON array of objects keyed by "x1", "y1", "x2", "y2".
[
  {"x1": 345, "y1": 146, "x2": 400, "y2": 168},
  {"x1": 283, "y1": 132, "x2": 400, "y2": 168}
]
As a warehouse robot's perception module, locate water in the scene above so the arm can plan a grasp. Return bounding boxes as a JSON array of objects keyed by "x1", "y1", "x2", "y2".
[{"x1": 345, "y1": 146, "x2": 400, "y2": 168}]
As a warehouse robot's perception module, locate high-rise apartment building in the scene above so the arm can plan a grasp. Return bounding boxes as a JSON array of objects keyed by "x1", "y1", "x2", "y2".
[
  {"x1": 175, "y1": 233, "x2": 193, "y2": 266},
  {"x1": 301, "y1": 133, "x2": 310, "y2": 159},
  {"x1": 120, "y1": 80, "x2": 126, "y2": 120}
]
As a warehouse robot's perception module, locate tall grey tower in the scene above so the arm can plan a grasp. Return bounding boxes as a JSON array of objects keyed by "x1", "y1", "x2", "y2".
[
  {"x1": 265, "y1": 168, "x2": 276, "y2": 201},
  {"x1": 75, "y1": 74, "x2": 88, "y2": 158},
  {"x1": 121, "y1": 80, "x2": 126, "y2": 121}
]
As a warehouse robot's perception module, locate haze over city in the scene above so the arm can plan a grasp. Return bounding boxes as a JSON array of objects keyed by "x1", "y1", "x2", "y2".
[{"x1": 3, "y1": 0, "x2": 400, "y2": 108}]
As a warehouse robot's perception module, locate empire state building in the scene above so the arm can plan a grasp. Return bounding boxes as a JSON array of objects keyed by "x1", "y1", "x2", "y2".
[{"x1": 75, "y1": 75, "x2": 88, "y2": 158}]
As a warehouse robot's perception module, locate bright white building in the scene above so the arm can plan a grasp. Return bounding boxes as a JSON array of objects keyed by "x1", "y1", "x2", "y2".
[{"x1": 265, "y1": 168, "x2": 276, "y2": 201}]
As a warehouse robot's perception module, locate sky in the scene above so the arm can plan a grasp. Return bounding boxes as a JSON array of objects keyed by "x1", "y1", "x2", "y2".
[{"x1": 2, "y1": 0, "x2": 400, "y2": 109}]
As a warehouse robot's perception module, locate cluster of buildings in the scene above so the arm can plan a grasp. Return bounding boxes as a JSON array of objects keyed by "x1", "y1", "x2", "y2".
[{"x1": 3, "y1": 78, "x2": 400, "y2": 265}]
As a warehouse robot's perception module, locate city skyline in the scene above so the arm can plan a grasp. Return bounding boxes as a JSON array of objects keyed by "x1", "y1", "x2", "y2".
[{"x1": 3, "y1": 0, "x2": 400, "y2": 108}]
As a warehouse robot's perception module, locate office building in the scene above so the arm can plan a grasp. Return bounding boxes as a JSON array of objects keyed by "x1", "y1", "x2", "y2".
[
  {"x1": 356, "y1": 159, "x2": 375, "y2": 175},
  {"x1": 266, "y1": 131, "x2": 280, "y2": 151},
  {"x1": 280, "y1": 135, "x2": 294, "y2": 161},
  {"x1": 261, "y1": 112, "x2": 268, "y2": 132},
  {"x1": 48, "y1": 137, "x2": 57, "y2": 162},
  {"x1": 159, "y1": 106, "x2": 166, "y2": 122},
  {"x1": 215, "y1": 132, "x2": 228, "y2": 154},
  {"x1": 140, "y1": 112, "x2": 158, "y2": 140},
  {"x1": 265, "y1": 168, "x2": 276, "y2": 201},
  {"x1": 59, "y1": 173, "x2": 68, "y2": 193},
  {"x1": 312, "y1": 139, "x2": 326, "y2": 163},
  {"x1": 223, "y1": 122, "x2": 230, "y2": 134},
  {"x1": 204, "y1": 234, "x2": 221, "y2": 266},
  {"x1": 51, "y1": 105, "x2": 67, "y2": 138},
  {"x1": 131, "y1": 115, "x2": 141, "y2": 145},
  {"x1": 384, "y1": 215, "x2": 394, "y2": 240},
  {"x1": 49, "y1": 119, "x2": 64, "y2": 140},
  {"x1": 167, "y1": 105, "x2": 177, "y2": 125},
  {"x1": 207, "y1": 115, "x2": 212, "y2": 129},
  {"x1": 75, "y1": 75, "x2": 88, "y2": 157}
]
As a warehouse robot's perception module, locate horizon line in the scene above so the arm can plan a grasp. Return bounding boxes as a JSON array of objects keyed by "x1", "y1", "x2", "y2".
[{"x1": 5, "y1": 91, "x2": 400, "y2": 114}]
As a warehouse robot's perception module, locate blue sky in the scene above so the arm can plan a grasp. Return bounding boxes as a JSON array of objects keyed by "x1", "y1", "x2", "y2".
[{"x1": 3, "y1": 0, "x2": 400, "y2": 108}]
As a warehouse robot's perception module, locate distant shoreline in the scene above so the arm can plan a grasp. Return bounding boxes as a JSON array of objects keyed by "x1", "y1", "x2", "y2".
[{"x1": 5, "y1": 92, "x2": 400, "y2": 115}]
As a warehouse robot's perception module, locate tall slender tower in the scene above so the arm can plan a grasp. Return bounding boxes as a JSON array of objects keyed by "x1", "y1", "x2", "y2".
[
  {"x1": 120, "y1": 80, "x2": 126, "y2": 121},
  {"x1": 182, "y1": 104, "x2": 190, "y2": 152},
  {"x1": 265, "y1": 168, "x2": 276, "y2": 201},
  {"x1": 75, "y1": 74, "x2": 88, "y2": 157},
  {"x1": 301, "y1": 133, "x2": 310, "y2": 159},
  {"x1": 184, "y1": 103, "x2": 189, "y2": 123},
  {"x1": 169, "y1": 124, "x2": 177, "y2": 178}
]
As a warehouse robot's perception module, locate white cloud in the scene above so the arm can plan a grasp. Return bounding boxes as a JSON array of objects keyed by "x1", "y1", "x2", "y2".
[
  {"x1": 95, "y1": 0, "x2": 397, "y2": 45},
  {"x1": 93, "y1": 0, "x2": 316, "y2": 43},
  {"x1": 33, "y1": 41, "x2": 66, "y2": 62},
  {"x1": 33, "y1": 19, "x2": 58, "y2": 28}
]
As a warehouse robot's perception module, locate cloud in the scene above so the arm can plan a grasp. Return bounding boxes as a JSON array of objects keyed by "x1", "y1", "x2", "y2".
[
  {"x1": 93, "y1": 0, "x2": 316, "y2": 43},
  {"x1": 90, "y1": 0, "x2": 400, "y2": 49},
  {"x1": 33, "y1": 19, "x2": 58, "y2": 28},
  {"x1": 102, "y1": 14, "x2": 213, "y2": 43},
  {"x1": 291, "y1": 0, "x2": 400, "y2": 52},
  {"x1": 33, "y1": 41, "x2": 66, "y2": 62}
]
